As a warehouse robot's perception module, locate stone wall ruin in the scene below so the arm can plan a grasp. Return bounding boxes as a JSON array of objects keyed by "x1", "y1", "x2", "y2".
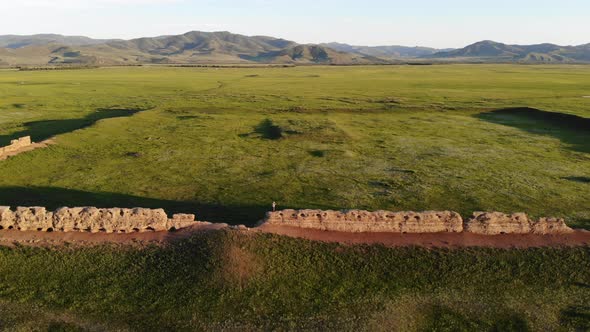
[
  {"x1": 0, "y1": 136, "x2": 32, "y2": 158},
  {"x1": 0, "y1": 205, "x2": 576, "y2": 235},
  {"x1": 263, "y1": 209, "x2": 464, "y2": 233},
  {"x1": 464, "y1": 212, "x2": 574, "y2": 235},
  {"x1": 0, "y1": 206, "x2": 199, "y2": 233},
  {"x1": 262, "y1": 209, "x2": 575, "y2": 235}
]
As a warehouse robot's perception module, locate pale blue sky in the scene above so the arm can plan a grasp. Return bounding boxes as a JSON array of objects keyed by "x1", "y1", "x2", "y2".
[{"x1": 2, "y1": 0, "x2": 589, "y2": 48}]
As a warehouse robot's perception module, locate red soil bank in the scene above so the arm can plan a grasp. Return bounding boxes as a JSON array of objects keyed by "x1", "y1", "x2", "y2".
[{"x1": 257, "y1": 224, "x2": 590, "y2": 249}]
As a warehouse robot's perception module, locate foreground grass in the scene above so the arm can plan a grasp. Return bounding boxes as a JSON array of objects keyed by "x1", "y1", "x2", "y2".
[
  {"x1": 0, "y1": 65, "x2": 589, "y2": 227},
  {"x1": 0, "y1": 230, "x2": 588, "y2": 331}
]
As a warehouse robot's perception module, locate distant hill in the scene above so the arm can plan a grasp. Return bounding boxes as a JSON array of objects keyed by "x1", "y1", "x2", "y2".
[
  {"x1": 0, "y1": 34, "x2": 112, "y2": 49},
  {"x1": 106, "y1": 31, "x2": 297, "y2": 57},
  {"x1": 321, "y1": 42, "x2": 450, "y2": 59},
  {"x1": 240, "y1": 44, "x2": 388, "y2": 64},
  {"x1": 0, "y1": 31, "x2": 383, "y2": 66},
  {"x1": 0, "y1": 33, "x2": 588, "y2": 66},
  {"x1": 431, "y1": 40, "x2": 590, "y2": 63}
]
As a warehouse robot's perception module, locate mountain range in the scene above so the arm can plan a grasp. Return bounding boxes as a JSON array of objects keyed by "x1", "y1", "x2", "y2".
[
  {"x1": 432, "y1": 40, "x2": 590, "y2": 63},
  {"x1": 320, "y1": 42, "x2": 451, "y2": 59},
  {"x1": 0, "y1": 32, "x2": 588, "y2": 66}
]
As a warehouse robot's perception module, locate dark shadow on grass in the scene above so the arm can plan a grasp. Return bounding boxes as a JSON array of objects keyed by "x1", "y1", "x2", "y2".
[
  {"x1": 563, "y1": 176, "x2": 590, "y2": 184},
  {"x1": 177, "y1": 115, "x2": 205, "y2": 120},
  {"x1": 475, "y1": 107, "x2": 590, "y2": 153},
  {"x1": 421, "y1": 305, "x2": 486, "y2": 331},
  {"x1": 573, "y1": 282, "x2": 590, "y2": 289},
  {"x1": 491, "y1": 314, "x2": 530, "y2": 332},
  {"x1": 0, "y1": 108, "x2": 144, "y2": 146},
  {"x1": 560, "y1": 305, "x2": 590, "y2": 331},
  {"x1": 308, "y1": 150, "x2": 325, "y2": 157},
  {"x1": 254, "y1": 119, "x2": 283, "y2": 140},
  {"x1": 0, "y1": 186, "x2": 269, "y2": 226},
  {"x1": 422, "y1": 305, "x2": 530, "y2": 332},
  {"x1": 47, "y1": 321, "x2": 86, "y2": 332}
]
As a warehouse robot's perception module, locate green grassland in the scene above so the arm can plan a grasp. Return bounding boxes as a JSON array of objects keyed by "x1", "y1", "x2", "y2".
[
  {"x1": 0, "y1": 65, "x2": 589, "y2": 226},
  {"x1": 0, "y1": 231, "x2": 589, "y2": 331},
  {"x1": 0, "y1": 65, "x2": 590, "y2": 330}
]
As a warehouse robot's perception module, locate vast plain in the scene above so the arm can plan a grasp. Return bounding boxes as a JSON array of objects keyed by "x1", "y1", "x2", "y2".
[
  {"x1": 1, "y1": 64, "x2": 590, "y2": 330},
  {"x1": 1, "y1": 65, "x2": 589, "y2": 226}
]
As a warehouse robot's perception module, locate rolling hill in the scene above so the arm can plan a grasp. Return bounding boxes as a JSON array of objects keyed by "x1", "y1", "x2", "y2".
[
  {"x1": 321, "y1": 42, "x2": 449, "y2": 59},
  {"x1": 431, "y1": 40, "x2": 590, "y2": 63},
  {"x1": 0, "y1": 33, "x2": 589, "y2": 66},
  {"x1": 0, "y1": 31, "x2": 381, "y2": 66},
  {"x1": 0, "y1": 34, "x2": 113, "y2": 49}
]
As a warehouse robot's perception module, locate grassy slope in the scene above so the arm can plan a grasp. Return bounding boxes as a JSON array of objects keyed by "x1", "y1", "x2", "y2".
[
  {"x1": 0, "y1": 65, "x2": 589, "y2": 226},
  {"x1": 0, "y1": 231, "x2": 588, "y2": 331}
]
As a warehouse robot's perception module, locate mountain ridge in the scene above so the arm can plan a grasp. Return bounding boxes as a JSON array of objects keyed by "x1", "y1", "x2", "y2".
[
  {"x1": 0, "y1": 32, "x2": 589, "y2": 66},
  {"x1": 0, "y1": 34, "x2": 115, "y2": 49},
  {"x1": 431, "y1": 40, "x2": 590, "y2": 62},
  {"x1": 321, "y1": 42, "x2": 452, "y2": 59}
]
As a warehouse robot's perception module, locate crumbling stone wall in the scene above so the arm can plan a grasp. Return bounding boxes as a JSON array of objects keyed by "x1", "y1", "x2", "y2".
[
  {"x1": 0, "y1": 206, "x2": 198, "y2": 233},
  {"x1": 262, "y1": 209, "x2": 575, "y2": 235},
  {"x1": 263, "y1": 209, "x2": 464, "y2": 233},
  {"x1": 0, "y1": 206, "x2": 576, "y2": 235},
  {"x1": 464, "y1": 212, "x2": 574, "y2": 235},
  {"x1": 0, "y1": 136, "x2": 32, "y2": 158}
]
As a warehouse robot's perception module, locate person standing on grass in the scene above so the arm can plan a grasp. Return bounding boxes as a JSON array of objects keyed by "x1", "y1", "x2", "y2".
[{"x1": 272, "y1": 201, "x2": 277, "y2": 212}]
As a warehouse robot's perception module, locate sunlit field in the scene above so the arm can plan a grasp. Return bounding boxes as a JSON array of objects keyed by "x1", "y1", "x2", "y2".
[{"x1": 1, "y1": 65, "x2": 589, "y2": 226}]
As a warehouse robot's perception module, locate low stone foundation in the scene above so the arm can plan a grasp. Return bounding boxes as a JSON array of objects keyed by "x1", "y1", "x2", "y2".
[
  {"x1": 262, "y1": 209, "x2": 575, "y2": 235},
  {"x1": 263, "y1": 209, "x2": 464, "y2": 233},
  {"x1": 464, "y1": 212, "x2": 574, "y2": 235},
  {"x1": 0, "y1": 136, "x2": 32, "y2": 158},
  {"x1": 0, "y1": 206, "x2": 199, "y2": 233}
]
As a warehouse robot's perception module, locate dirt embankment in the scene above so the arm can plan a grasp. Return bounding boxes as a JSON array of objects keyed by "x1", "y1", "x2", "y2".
[
  {"x1": 256, "y1": 209, "x2": 587, "y2": 248},
  {"x1": 1, "y1": 224, "x2": 588, "y2": 249},
  {"x1": 0, "y1": 223, "x2": 228, "y2": 248},
  {"x1": 257, "y1": 224, "x2": 590, "y2": 249}
]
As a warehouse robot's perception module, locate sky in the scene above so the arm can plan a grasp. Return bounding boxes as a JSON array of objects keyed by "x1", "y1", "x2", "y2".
[{"x1": 2, "y1": 0, "x2": 589, "y2": 48}]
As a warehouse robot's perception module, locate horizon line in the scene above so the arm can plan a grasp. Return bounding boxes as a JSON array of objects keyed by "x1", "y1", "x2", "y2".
[{"x1": 1, "y1": 30, "x2": 589, "y2": 49}]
